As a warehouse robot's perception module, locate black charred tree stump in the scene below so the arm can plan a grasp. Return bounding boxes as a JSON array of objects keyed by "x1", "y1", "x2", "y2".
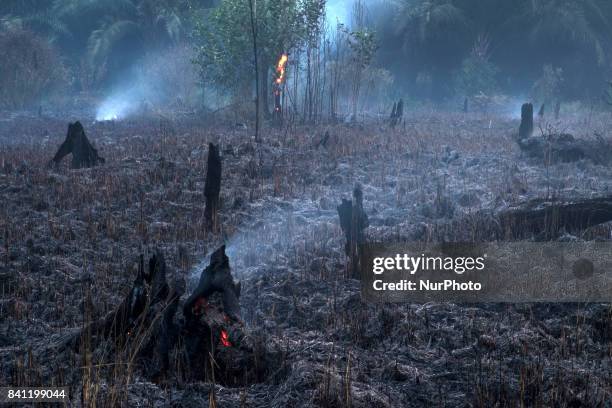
[
  {"x1": 518, "y1": 103, "x2": 534, "y2": 140},
  {"x1": 53, "y1": 246, "x2": 281, "y2": 387},
  {"x1": 183, "y1": 245, "x2": 241, "y2": 322},
  {"x1": 182, "y1": 245, "x2": 242, "y2": 382},
  {"x1": 338, "y1": 186, "x2": 369, "y2": 279},
  {"x1": 272, "y1": 86, "x2": 283, "y2": 125},
  {"x1": 390, "y1": 99, "x2": 404, "y2": 128},
  {"x1": 204, "y1": 143, "x2": 222, "y2": 232},
  {"x1": 554, "y1": 101, "x2": 561, "y2": 120},
  {"x1": 51, "y1": 121, "x2": 105, "y2": 169}
]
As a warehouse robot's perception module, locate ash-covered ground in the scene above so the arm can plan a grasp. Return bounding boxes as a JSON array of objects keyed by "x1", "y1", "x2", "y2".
[{"x1": 0, "y1": 110, "x2": 611, "y2": 407}]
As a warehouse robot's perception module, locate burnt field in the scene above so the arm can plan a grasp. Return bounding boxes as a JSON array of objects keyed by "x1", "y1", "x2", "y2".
[{"x1": 1, "y1": 111, "x2": 612, "y2": 407}]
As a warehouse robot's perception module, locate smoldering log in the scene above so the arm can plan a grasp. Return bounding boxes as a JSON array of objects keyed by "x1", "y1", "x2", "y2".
[
  {"x1": 204, "y1": 143, "x2": 222, "y2": 232},
  {"x1": 518, "y1": 103, "x2": 533, "y2": 140},
  {"x1": 498, "y1": 196, "x2": 612, "y2": 240},
  {"x1": 337, "y1": 186, "x2": 369, "y2": 278},
  {"x1": 50, "y1": 121, "x2": 105, "y2": 169}
]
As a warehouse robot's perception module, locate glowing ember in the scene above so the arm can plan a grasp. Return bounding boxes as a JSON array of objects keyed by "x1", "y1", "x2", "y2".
[
  {"x1": 220, "y1": 329, "x2": 232, "y2": 347},
  {"x1": 192, "y1": 297, "x2": 208, "y2": 315},
  {"x1": 275, "y1": 54, "x2": 288, "y2": 85}
]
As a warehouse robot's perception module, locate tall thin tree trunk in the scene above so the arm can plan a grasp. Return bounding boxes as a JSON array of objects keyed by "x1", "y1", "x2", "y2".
[
  {"x1": 262, "y1": 66, "x2": 270, "y2": 119},
  {"x1": 248, "y1": 0, "x2": 260, "y2": 142}
]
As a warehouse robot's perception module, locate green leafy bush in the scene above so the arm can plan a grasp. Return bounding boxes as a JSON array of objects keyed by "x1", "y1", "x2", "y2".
[{"x1": 453, "y1": 55, "x2": 499, "y2": 98}]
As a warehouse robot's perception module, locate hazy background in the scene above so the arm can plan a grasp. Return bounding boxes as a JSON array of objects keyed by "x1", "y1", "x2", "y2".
[{"x1": 1, "y1": 0, "x2": 611, "y2": 119}]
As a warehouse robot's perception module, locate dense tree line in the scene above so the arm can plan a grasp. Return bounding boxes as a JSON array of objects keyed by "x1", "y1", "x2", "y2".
[
  {"x1": 2, "y1": 0, "x2": 612, "y2": 110},
  {"x1": 375, "y1": 0, "x2": 612, "y2": 100}
]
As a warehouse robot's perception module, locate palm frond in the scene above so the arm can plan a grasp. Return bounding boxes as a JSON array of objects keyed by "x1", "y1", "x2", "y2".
[{"x1": 87, "y1": 19, "x2": 140, "y2": 65}]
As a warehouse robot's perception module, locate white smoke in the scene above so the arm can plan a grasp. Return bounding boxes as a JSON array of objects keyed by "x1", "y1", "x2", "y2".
[
  {"x1": 189, "y1": 197, "x2": 341, "y2": 285},
  {"x1": 95, "y1": 45, "x2": 199, "y2": 121},
  {"x1": 95, "y1": 84, "x2": 148, "y2": 121}
]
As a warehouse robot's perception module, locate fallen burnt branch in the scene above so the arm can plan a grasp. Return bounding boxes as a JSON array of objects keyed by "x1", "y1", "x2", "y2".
[
  {"x1": 498, "y1": 196, "x2": 612, "y2": 240},
  {"x1": 427, "y1": 196, "x2": 612, "y2": 242},
  {"x1": 50, "y1": 121, "x2": 105, "y2": 168}
]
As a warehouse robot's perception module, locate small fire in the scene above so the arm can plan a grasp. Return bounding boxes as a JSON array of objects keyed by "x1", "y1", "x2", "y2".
[
  {"x1": 220, "y1": 329, "x2": 232, "y2": 347},
  {"x1": 275, "y1": 54, "x2": 288, "y2": 85}
]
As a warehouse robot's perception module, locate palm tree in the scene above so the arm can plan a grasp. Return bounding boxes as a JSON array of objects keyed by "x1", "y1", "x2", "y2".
[
  {"x1": 506, "y1": 0, "x2": 612, "y2": 65},
  {"x1": 1, "y1": 0, "x2": 186, "y2": 86},
  {"x1": 392, "y1": 0, "x2": 473, "y2": 97}
]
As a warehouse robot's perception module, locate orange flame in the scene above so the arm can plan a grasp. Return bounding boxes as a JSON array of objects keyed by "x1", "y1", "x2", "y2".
[
  {"x1": 220, "y1": 329, "x2": 232, "y2": 347},
  {"x1": 275, "y1": 54, "x2": 288, "y2": 85}
]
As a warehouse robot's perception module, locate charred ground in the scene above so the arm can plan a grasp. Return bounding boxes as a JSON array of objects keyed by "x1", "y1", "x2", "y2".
[{"x1": 0, "y1": 110, "x2": 611, "y2": 406}]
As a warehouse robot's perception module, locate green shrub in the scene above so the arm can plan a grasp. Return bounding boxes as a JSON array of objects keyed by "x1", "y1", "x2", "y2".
[{"x1": 453, "y1": 55, "x2": 499, "y2": 98}]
